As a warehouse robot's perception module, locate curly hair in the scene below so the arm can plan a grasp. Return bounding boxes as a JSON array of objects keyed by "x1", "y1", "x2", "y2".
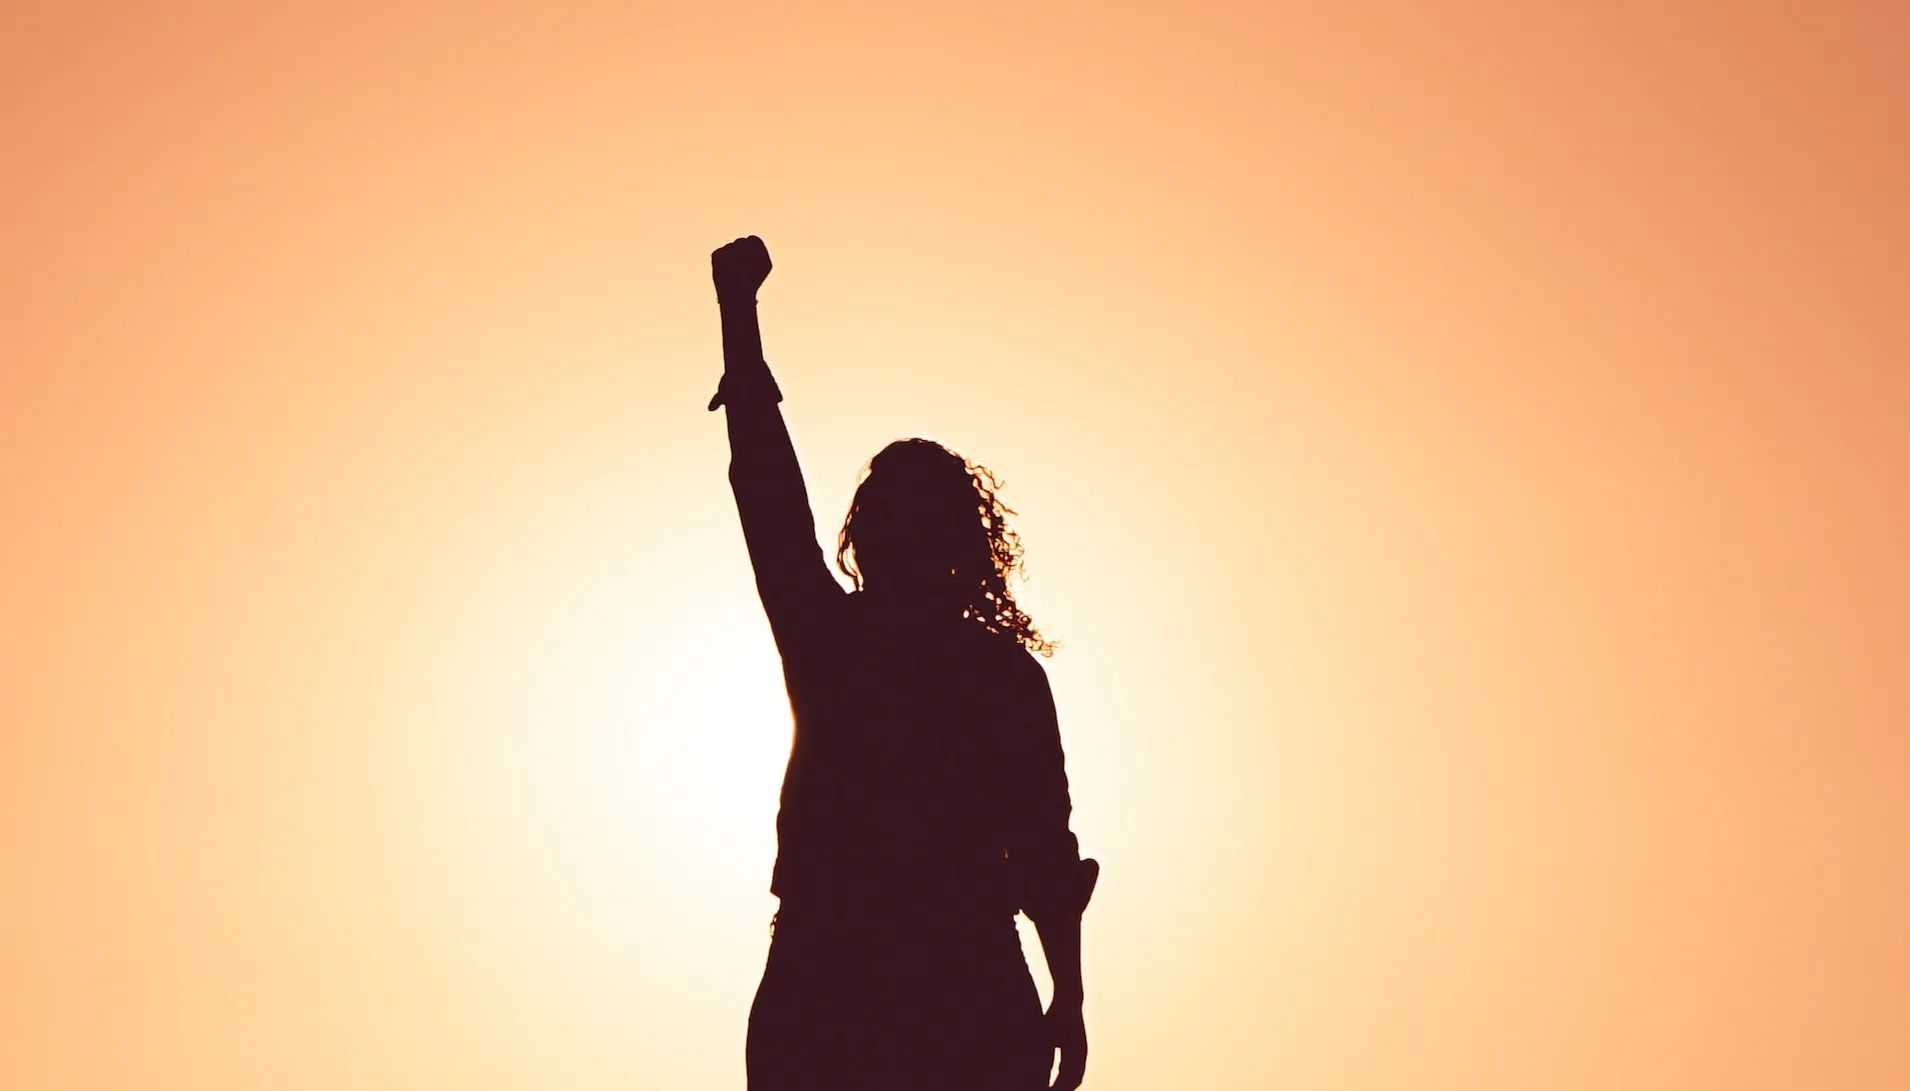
[{"x1": 836, "y1": 438, "x2": 1055, "y2": 657}]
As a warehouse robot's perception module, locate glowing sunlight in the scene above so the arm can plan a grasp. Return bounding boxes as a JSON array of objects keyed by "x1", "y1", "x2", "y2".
[{"x1": 6, "y1": 5, "x2": 1907, "y2": 1090}]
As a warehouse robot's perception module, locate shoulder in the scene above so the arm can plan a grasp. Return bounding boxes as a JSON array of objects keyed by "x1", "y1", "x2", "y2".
[
  {"x1": 972, "y1": 631, "x2": 1050, "y2": 708},
  {"x1": 956, "y1": 620, "x2": 1040, "y2": 669}
]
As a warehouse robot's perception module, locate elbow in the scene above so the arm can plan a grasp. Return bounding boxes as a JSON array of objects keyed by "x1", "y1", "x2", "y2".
[
  {"x1": 1021, "y1": 856, "x2": 1100, "y2": 923},
  {"x1": 729, "y1": 459, "x2": 766, "y2": 498}
]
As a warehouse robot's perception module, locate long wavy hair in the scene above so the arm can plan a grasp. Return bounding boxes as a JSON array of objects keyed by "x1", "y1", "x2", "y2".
[{"x1": 836, "y1": 438, "x2": 1055, "y2": 657}]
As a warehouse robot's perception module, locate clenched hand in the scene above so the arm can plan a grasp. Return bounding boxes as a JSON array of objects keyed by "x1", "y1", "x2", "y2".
[{"x1": 712, "y1": 235, "x2": 772, "y2": 301}]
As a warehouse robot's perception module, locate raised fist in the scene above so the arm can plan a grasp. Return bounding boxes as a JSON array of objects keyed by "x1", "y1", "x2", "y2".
[{"x1": 712, "y1": 235, "x2": 772, "y2": 300}]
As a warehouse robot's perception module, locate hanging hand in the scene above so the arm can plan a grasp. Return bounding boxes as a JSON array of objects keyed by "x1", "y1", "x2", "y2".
[{"x1": 1044, "y1": 1000, "x2": 1087, "y2": 1090}]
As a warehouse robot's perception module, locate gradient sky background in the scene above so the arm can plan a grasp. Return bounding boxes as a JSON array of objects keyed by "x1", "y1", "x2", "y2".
[{"x1": 4, "y1": 3, "x2": 1906, "y2": 1089}]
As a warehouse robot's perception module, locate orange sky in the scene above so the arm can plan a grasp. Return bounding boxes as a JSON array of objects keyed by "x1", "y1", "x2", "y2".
[{"x1": 4, "y1": 4, "x2": 1907, "y2": 1089}]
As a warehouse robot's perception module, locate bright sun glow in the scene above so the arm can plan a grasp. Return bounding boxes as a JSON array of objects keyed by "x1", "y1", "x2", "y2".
[
  {"x1": 450, "y1": 507, "x2": 799, "y2": 959},
  {"x1": 11, "y1": 6, "x2": 1905, "y2": 1088}
]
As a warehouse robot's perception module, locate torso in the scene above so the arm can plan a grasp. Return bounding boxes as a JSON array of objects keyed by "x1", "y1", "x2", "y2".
[{"x1": 770, "y1": 592, "x2": 1027, "y2": 916}]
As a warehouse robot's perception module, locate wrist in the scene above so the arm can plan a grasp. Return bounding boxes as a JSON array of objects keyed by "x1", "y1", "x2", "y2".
[{"x1": 716, "y1": 291, "x2": 758, "y2": 308}]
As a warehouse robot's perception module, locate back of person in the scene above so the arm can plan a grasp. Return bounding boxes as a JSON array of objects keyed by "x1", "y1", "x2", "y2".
[
  {"x1": 708, "y1": 233, "x2": 1094, "y2": 1090},
  {"x1": 751, "y1": 600, "x2": 1056, "y2": 1090},
  {"x1": 772, "y1": 593, "x2": 1033, "y2": 925}
]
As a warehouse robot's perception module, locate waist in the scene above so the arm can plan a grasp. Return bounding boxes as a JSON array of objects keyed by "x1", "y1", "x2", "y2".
[
  {"x1": 770, "y1": 892, "x2": 1024, "y2": 962},
  {"x1": 774, "y1": 846, "x2": 1014, "y2": 904}
]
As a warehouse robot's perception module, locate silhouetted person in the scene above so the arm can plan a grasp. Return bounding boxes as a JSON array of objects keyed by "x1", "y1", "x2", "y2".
[{"x1": 707, "y1": 235, "x2": 1099, "y2": 1090}]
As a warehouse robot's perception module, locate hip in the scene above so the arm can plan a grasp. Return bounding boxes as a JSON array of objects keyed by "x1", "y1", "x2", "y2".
[
  {"x1": 767, "y1": 896, "x2": 1026, "y2": 973},
  {"x1": 748, "y1": 905, "x2": 1047, "y2": 1089}
]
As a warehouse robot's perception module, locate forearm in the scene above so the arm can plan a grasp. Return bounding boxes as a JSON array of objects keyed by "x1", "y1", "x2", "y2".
[
  {"x1": 710, "y1": 295, "x2": 780, "y2": 408},
  {"x1": 720, "y1": 294, "x2": 764, "y2": 365},
  {"x1": 1031, "y1": 912, "x2": 1084, "y2": 1008},
  {"x1": 715, "y1": 293, "x2": 803, "y2": 513}
]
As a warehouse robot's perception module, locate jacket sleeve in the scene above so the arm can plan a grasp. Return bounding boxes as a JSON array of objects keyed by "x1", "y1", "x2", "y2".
[
  {"x1": 1000, "y1": 653, "x2": 1098, "y2": 922},
  {"x1": 717, "y1": 367, "x2": 843, "y2": 651}
]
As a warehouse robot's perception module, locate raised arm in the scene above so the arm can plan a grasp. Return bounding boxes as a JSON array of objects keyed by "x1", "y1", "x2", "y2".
[{"x1": 706, "y1": 236, "x2": 841, "y2": 649}]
